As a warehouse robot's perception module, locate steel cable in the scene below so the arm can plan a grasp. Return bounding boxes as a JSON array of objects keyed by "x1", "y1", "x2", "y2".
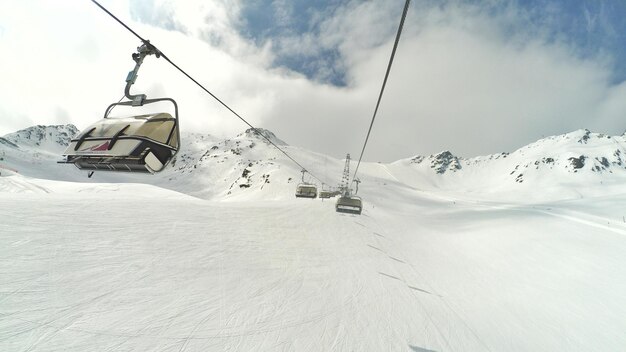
[
  {"x1": 90, "y1": 0, "x2": 323, "y2": 184},
  {"x1": 351, "y1": 0, "x2": 411, "y2": 182}
]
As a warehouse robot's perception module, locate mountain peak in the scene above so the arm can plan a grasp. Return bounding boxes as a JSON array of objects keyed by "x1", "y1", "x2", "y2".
[
  {"x1": 429, "y1": 150, "x2": 462, "y2": 174},
  {"x1": 237, "y1": 128, "x2": 287, "y2": 146},
  {"x1": 2, "y1": 124, "x2": 78, "y2": 153}
]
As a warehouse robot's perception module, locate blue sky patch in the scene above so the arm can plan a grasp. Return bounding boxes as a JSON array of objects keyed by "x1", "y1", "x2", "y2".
[
  {"x1": 237, "y1": 0, "x2": 348, "y2": 86},
  {"x1": 235, "y1": 0, "x2": 626, "y2": 86}
]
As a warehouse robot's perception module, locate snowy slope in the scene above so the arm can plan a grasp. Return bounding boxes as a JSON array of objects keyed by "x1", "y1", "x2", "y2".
[
  {"x1": 1, "y1": 174, "x2": 626, "y2": 351},
  {"x1": 154, "y1": 128, "x2": 340, "y2": 200},
  {"x1": 2, "y1": 125, "x2": 626, "y2": 351},
  {"x1": 388, "y1": 129, "x2": 626, "y2": 202},
  {"x1": 0, "y1": 125, "x2": 84, "y2": 181},
  {"x1": 1, "y1": 124, "x2": 78, "y2": 154},
  {"x1": 0, "y1": 126, "x2": 343, "y2": 200},
  {"x1": 3, "y1": 125, "x2": 626, "y2": 202}
]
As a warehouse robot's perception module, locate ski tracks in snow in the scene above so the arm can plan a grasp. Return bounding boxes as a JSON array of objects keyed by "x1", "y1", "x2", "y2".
[
  {"x1": 353, "y1": 214, "x2": 493, "y2": 352},
  {"x1": 6, "y1": 189, "x2": 624, "y2": 350},
  {"x1": 447, "y1": 196, "x2": 626, "y2": 238}
]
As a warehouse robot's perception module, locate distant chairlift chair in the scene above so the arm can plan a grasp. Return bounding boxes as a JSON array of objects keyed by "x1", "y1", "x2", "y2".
[
  {"x1": 319, "y1": 190, "x2": 333, "y2": 199},
  {"x1": 295, "y1": 184, "x2": 318, "y2": 198},
  {"x1": 335, "y1": 194, "x2": 363, "y2": 215},
  {"x1": 295, "y1": 169, "x2": 318, "y2": 198},
  {"x1": 335, "y1": 178, "x2": 362, "y2": 215},
  {"x1": 60, "y1": 42, "x2": 180, "y2": 174}
]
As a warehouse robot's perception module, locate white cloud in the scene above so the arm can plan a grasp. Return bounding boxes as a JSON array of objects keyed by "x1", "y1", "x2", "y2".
[{"x1": 0, "y1": 0, "x2": 625, "y2": 163}]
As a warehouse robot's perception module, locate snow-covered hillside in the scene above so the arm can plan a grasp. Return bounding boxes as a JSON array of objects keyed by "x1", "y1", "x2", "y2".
[
  {"x1": 403, "y1": 129, "x2": 626, "y2": 179},
  {"x1": 0, "y1": 125, "x2": 82, "y2": 181},
  {"x1": 1, "y1": 124, "x2": 78, "y2": 153},
  {"x1": 2, "y1": 125, "x2": 626, "y2": 351},
  {"x1": 389, "y1": 129, "x2": 626, "y2": 201},
  {"x1": 0, "y1": 125, "x2": 337, "y2": 198},
  {"x1": 2, "y1": 165, "x2": 626, "y2": 351},
  {"x1": 2, "y1": 125, "x2": 626, "y2": 202}
]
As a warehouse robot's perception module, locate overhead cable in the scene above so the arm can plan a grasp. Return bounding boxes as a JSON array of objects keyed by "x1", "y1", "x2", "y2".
[
  {"x1": 351, "y1": 0, "x2": 411, "y2": 182},
  {"x1": 90, "y1": 0, "x2": 323, "y2": 184}
]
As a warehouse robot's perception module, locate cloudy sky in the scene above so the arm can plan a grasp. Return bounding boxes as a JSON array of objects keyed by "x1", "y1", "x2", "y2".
[{"x1": 1, "y1": 0, "x2": 626, "y2": 161}]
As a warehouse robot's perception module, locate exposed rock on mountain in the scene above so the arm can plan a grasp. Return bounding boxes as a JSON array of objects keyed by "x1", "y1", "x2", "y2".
[{"x1": 2, "y1": 125, "x2": 626, "y2": 201}]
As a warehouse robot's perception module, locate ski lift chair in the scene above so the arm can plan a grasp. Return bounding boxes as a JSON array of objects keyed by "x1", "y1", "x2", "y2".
[
  {"x1": 335, "y1": 195, "x2": 363, "y2": 215},
  {"x1": 295, "y1": 184, "x2": 318, "y2": 198},
  {"x1": 60, "y1": 42, "x2": 180, "y2": 174},
  {"x1": 62, "y1": 102, "x2": 179, "y2": 173},
  {"x1": 319, "y1": 190, "x2": 333, "y2": 199}
]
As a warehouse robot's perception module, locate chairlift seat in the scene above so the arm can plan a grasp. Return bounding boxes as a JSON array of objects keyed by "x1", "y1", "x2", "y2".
[
  {"x1": 335, "y1": 195, "x2": 363, "y2": 215},
  {"x1": 61, "y1": 113, "x2": 179, "y2": 173},
  {"x1": 295, "y1": 183, "x2": 317, "y2": 198},
  {"x1": 319, "y1": 190, "x2": 333, "y2": 199},
  {"x1": 319, "y1": 190, "x2": 340, "y2": 198}
]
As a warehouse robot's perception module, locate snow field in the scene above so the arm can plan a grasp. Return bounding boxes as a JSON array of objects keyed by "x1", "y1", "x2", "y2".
[
  {"x1": 2, "y1": 125, "x2": 626, "y2": 351},
  {"x1": 0, "y1": 187, "x2": 445, "y2": 351},
  {"x1": 2, "y1": 177, "x2": 626, "y2": 351}
]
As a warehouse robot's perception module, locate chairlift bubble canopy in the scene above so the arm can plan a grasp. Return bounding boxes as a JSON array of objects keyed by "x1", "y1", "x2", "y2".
[{"x1": 61, "y1": 99, "x2": 180, "y2": 173}]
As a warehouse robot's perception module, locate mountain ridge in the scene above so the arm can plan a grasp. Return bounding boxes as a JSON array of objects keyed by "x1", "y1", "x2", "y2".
[{"x1": 2, "y1": 125, "x2": 625, "y2": 202}]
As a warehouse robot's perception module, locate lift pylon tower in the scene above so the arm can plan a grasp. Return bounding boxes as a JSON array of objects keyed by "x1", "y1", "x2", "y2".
[{"x1": 339, "y1": 154, "x2": 351, "y2": 195}]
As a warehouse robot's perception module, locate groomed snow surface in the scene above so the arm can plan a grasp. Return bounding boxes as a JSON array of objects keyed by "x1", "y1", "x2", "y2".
[
  {"x1": 2, "y1": 126, "x2": 626, "y2": 351},
  {"x1": 2, "y1": 172, "x2": 626, "y2": 351}
]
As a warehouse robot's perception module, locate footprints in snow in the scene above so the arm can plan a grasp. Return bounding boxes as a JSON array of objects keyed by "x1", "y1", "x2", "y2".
[
  {"x1": 377, "y1": 271, "x2": 436, "y2": 297},
  {"x1": 388, "y1": 256, "x2": 405, "y2": 264},
  {"x1": 407, "y1": 285, "x2": 436, "y2": 296},
  {"x1": 377, "y1": 271, "x2": 437, "y2": 295},
  {"x1": 366, "y1": 244, "x2": 384, "y2": 252},
  {"x1": 378, "y1": 271, "x2": 402, "y2": 281},
  {"x1": 361, "y1": 222, "x2": 434, "y2": 297}
]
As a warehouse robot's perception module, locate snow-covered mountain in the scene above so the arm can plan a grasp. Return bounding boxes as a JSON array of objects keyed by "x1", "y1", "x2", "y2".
[
  {"x1": 0, "y1": 124, "x2": 338, "y2": 199},
  {"x1": 1, "y1": 124, "x2": 78, "y2": 153},
  {"x1": 2, "y1": 125, "x2": 625, "y2": 201},
  {"x1": 3, "y1": 124, "x2": 626, "y2": 351},
  {"x1": 388, "y1": 129, "x2": 626, "y2": 201},
  {"x1": 237, "y1": 127, "x2": 288, "y2": 146},
  {"x1": 158, "y1": 127, "x2": 321, "y2": 200},
  {"x1": 404, "y1": 129, "x2": 626, "y2": 177},
  {"x1": 0, "y1": 124, "x2": 82, "y2": 180}
]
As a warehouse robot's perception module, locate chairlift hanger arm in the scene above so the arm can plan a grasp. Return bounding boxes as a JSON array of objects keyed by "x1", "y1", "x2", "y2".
[
  {"x1": 301, "y1": 169, "x2": 308, "y2": 183},
  {"x1": 90, "y1": 0, "x2": 325, "y2": 184},
  {"x1": 353, "y1": 178, "x2": 361, "y2": 195},
  {"x1": 125, "y1": 41, "x2": 162, "y2": 106}
]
